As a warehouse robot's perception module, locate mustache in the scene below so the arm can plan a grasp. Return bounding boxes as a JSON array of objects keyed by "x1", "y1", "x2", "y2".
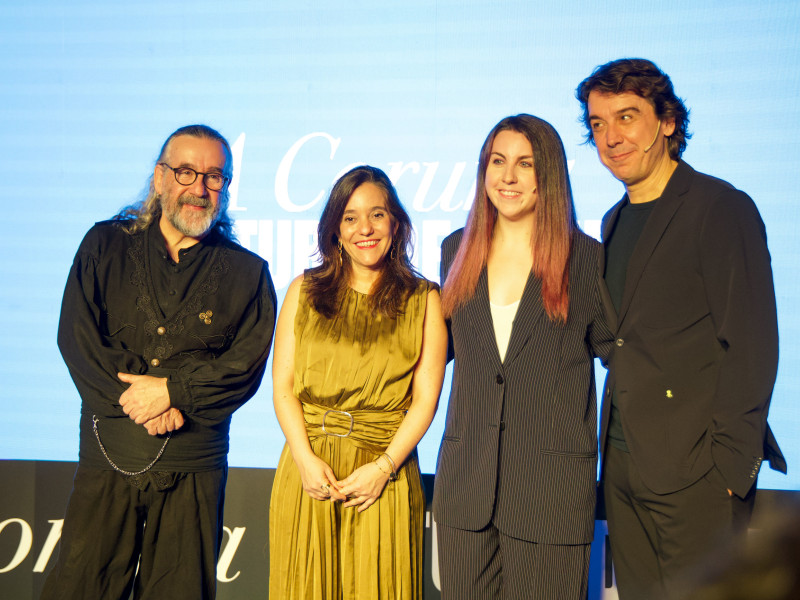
[{"x1": 178, "y1": 194, "x2": 212, "y2": 209}]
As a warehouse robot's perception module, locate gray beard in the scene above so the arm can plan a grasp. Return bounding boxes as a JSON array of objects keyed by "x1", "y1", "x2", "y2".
[{"x1": 162, "y1": 193, "x2": 219, "y2": 238}]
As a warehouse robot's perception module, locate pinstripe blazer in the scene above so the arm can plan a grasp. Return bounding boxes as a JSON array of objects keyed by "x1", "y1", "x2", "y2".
[{"x1": 432, "y1": 229, "x2": 613, "y2": 544}]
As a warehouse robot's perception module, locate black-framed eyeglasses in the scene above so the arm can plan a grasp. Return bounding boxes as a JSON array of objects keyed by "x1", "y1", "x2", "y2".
[{"x1": 159, "y1": 163, "x2": 230, "y2": 192}]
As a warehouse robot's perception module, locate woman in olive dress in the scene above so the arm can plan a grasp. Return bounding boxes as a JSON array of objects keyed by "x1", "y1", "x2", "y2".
[{"x1": 269, "y1": 165, "x2": 447, "y2": 600}]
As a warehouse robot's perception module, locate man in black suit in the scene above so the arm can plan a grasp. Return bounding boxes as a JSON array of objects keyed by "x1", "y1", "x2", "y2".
[{"x1": 575, "y1": 58, "x2": 786, "y2": 599}]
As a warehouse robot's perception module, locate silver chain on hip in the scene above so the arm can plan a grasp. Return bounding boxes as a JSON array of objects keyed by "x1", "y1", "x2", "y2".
[{"x1": 92, "y1": 415, "x2": 171, "y2": 476}]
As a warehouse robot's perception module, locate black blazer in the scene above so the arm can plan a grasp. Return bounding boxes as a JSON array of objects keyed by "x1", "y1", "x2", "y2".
[
  {"x1": 600, "y1": 161, "x2": 786, "y2": 498},
  {"x1": 432, "y1": 229, "x2": 613, "y2": 545}
]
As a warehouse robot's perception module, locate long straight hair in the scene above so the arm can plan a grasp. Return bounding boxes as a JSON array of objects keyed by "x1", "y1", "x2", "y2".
[
  {"x1": 441, "y1": 114, "x2": 577, "y2": 323},
  {"x1": 305, "y1": 165, "x2": 419, "y2": 319}
]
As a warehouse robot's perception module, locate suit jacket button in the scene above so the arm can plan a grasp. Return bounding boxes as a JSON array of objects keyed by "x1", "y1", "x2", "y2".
[
  {"x1": 157, "y1": 326, "x2": 166, "y2": 335},
  {"x1": 150, "y1": 358, "x2": 160, "y2": 367},
  {"x1": 496, "y1": 374, "x2": 504, "y2": 385},
  {"x1": 615, "y1": 338, "x2": 624, "y2": 347}
]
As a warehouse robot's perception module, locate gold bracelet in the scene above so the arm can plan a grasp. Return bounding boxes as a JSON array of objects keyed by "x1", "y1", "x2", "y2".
[
  {"x1": 380, "y1": 452, "x2": 397, "y2": 473},
  {"x1": 374, "y1": 454, "x2": 397, "y2": 481}
]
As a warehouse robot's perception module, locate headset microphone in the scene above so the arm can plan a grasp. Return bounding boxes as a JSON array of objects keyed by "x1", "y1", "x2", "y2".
[{"x1": 643, "y1": 120, "x2": 662, "y2": 153}]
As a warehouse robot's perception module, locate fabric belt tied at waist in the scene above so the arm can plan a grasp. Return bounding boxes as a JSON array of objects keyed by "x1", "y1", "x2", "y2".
[{"x1": 303, "y1": 403, "x2": 407, "y2": 453}]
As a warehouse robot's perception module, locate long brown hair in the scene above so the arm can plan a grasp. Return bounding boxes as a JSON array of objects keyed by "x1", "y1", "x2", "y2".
[
  {"x1": 305, "y1": 165, "x2": 419, "y2": 319},
  {"x1": 441, "y1": 114, "x2": 576, "y2": 323}
]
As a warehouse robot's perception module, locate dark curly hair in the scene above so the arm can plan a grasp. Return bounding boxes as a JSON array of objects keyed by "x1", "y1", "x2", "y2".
[{"x1": 576, "y1": 58, "x2": 691, "y2": 160}]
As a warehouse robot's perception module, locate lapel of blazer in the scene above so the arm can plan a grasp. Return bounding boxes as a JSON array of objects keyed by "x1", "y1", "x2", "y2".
[
  {"x1": 595, "y1": 240, "x2": 618, "y2": 335},
  {"x1": 601, "y1": 199, "x2": 625, "y2": 337},
  {"x1": 502, "y1": 271, "x2": 545, "y2": 368},
  {"x1": 460, "y1": 267, "x2": 505, "y2": 372},
  {"x1": 616, "y1": 161, "x2": 693, "y2": 324}
]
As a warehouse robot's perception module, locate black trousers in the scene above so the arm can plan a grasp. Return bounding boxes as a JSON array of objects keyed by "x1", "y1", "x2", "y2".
[
  {"x1": 40, "y1": 465, "x2": 227, "y2": 600},
  {"x1": 603, "y1": 444, "x2": 755, "y2": 600},
  {"x1": 436, "y1": 520, "x2": 590, "y2": 600}
]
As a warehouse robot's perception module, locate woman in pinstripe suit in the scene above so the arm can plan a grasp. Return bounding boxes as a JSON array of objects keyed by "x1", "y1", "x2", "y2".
[{"x1": 433, "y1": 114, "x2": 613, "y2": 599}]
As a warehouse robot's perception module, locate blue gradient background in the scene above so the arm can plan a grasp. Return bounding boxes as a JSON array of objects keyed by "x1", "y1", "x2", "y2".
[{"x1": 1, "y1": 1, "x2": 797, "y2": 491}]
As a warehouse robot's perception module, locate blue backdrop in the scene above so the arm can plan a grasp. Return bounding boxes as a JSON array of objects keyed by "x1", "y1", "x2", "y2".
[{"x1": 1, "y1": 0, "x2": 797, "y2": 491}]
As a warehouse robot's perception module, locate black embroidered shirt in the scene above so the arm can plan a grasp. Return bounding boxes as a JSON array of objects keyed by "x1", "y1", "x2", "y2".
[{"x1": 58, "y1": 219, "x2": 277, "y2": 471}]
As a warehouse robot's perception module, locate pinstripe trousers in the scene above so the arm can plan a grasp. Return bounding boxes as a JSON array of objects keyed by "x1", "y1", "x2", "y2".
[{"x1": 436, "y1": 521, "x2": 590, "y2": 600}]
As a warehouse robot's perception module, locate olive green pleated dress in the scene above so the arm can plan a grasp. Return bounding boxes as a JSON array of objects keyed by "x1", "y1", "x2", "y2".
[{"x1": 269, "y1": 279, "x2": 432, "y2": 600}]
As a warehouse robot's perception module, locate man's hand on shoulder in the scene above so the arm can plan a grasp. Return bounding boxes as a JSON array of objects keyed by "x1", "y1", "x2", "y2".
[
  {"x1": 118, "y1": 373, "x2": 171, "y2": 424},
  {"x1": 143, "y1": 408, "x2": 185, "y2": 436}
]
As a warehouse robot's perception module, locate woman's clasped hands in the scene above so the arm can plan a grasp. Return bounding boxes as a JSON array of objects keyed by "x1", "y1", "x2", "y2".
[
  {"x1": 297, "y1": 454, "x2": 346, "y2": 502},
  {"x1": 337, "y1": 461, "x2": 392, "y2": 512},
  {"x1": 298, "y1": 453, "x2": 391, "y2": 512}
]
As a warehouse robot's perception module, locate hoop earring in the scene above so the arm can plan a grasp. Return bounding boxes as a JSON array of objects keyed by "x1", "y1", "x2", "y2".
[
  {"x1": 337, "y1": 239, "x2": 343, "y2": 266},
  {"x1": 390, "y1": 242, "x2": 396, "y2": 261}
]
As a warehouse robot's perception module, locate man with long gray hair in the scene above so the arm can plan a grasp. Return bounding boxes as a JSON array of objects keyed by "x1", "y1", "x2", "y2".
[{"x1": 42, "y1": 124, "x2": 277, "y2": 599}]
